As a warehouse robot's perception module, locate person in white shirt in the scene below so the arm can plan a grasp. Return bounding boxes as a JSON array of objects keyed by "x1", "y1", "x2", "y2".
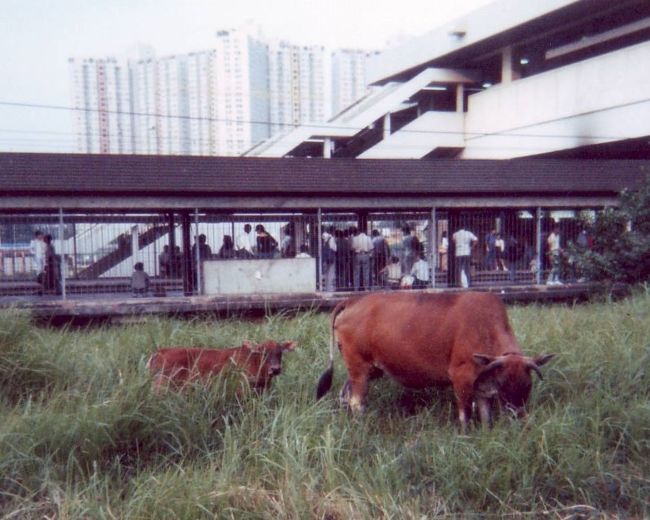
[
  {"x1": 439, "y1": 231, "x2": 449, "y2": 272},
  {"x1": 381, "y1": 255, "x2": 402, "y2": 289},
  {"x1": 321, "y1": 227, "x2": 337, "y2": 291},
  {"x1": 410, "y1": 253, "x2": 430, "y2": 288},
  {"x1": 351, "y1": 226, "x2": 373, "y2": 291},
  {"x1": 452, "y1": 225, "x2": 478, "y2": 287},
  {"x1": 546, "y1": 225, "x2": 563, "y2": 285},
  {"x1": 236, "y1": 224, "x2": 255, "y2": 259}
]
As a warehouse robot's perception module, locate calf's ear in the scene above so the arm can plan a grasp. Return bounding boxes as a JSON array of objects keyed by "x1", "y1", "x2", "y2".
[
  {"x1": 282, "y1": 341, "x2": 297, "y2": 352},
  {"x1": 242, "y1": 340, "x2": 260, "y2": 352}
]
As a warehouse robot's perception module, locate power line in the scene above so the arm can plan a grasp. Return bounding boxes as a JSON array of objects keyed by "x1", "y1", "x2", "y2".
[{"x1": 3, "y1": 98, "x2": 650, "y2": 142}]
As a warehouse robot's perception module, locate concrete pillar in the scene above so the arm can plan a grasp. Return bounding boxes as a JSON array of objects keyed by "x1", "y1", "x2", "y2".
[
  {"x1": 455, "y1": 84, "x2": 465, "y2": 112},
  {"x1": 501, "y1": 46, "x2": 520, "y2": 84},
  {"x1": 181, "y1": 212, "x2": 193, "y2": 295},
  {"x1": 383, "y1": 113, "x2": 391, "y2": 139},
  {"x1": 323, "y1": 138, "x2": 331, "y2": 158}
]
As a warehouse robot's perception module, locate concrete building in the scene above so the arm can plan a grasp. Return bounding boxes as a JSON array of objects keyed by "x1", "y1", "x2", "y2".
[
  {"x1": 70, "y1": 31, "x2": 375, "y2": 156},
  {"x1": 268, "y1": 41, "x2": 330, "y2": 135},
  {"x1": 69, "y1": 58, "x2": 133, "y2": 154},
  {"x1": 331, "y1": 49, "x2": 374, "y2": 116},
  {"x1": 246, "y1": 0, "x2": 650, "y2": 159}
]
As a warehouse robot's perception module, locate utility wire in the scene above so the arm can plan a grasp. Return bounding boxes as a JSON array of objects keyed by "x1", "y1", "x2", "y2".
[{"x1": 2, "y1": 98, "x2": 650, "y2": 142}]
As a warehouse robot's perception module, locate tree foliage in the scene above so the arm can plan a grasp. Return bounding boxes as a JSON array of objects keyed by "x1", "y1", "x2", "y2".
[{"x1": 571, "y1": 175, "x2": 650, "y2": 284}]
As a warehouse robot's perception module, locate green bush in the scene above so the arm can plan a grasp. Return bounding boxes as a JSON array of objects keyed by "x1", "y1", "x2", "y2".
[{"x1": 571, "y1": 175, "x2": 650, "y2": 284}]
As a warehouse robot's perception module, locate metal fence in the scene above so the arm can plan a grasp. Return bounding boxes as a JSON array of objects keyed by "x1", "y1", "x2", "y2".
[{"x1": 0, "y1": 207, "x2": 597, "y2": 300}]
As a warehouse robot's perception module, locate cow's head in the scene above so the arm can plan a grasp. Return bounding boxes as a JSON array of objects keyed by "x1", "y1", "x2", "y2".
[
  {"x1": 243, "y1": 340, "x2": 297, "y2": 379},
  {"x1": 472, "y1": 352, "x2": 555, "y2": 418}
]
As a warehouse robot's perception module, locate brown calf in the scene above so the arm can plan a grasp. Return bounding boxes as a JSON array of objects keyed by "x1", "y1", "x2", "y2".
[
  {"x1": 148, "y1": 340, "x2": 296, "y2": 392},
  {"x1": 316, "y1": 292, "x2": 554, "y2": 429}
]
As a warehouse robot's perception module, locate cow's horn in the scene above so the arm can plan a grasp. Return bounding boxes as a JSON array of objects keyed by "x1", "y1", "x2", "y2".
[
  {"x1": 483, "y1": 358, "x2": 505, "y2": 374},
  {"x1": 526, "y1": 361, "x2": 544, "y2": 380}
]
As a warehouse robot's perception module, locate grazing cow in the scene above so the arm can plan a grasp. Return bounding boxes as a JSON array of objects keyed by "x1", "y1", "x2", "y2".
[
  {"x1": 316, "y1": 292, "x2": 554, "y2": 429},
  {"x1": 148, "y1": 340, "x2": 296, "y2": 393}
]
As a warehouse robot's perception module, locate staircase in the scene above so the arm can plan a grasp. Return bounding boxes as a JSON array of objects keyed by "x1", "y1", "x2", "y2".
[{"x1": 76, "y1": 224, "x2": 169, "y2": 279}]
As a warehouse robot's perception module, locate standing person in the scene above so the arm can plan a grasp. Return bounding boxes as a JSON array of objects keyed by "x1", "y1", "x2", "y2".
[
  {"x1": 280, "y1": 228, "x2": 295, "y2": 258},
  {"x1": 335, "y1": 228, "x2": 352, "y2": 290},
  {"x1": 546, "y1": 225, "x2": 563, "y2": 285},
  {"x1": 131, "y1": 262, "x2": 150, "y2": 297},
  {"x1": 351, "y1": 226, "x2": 373, "y2": 291},
  {"x1": 410, "y1": 252, "x2": 430, "y2": 288},
  {"x1": 172, "y1": 246, "x2": 182, "y2": 278},
  {"x1": 30, "y1": 230, "x2": 45, "y2": 285},
  {"x1": 191, "y1": 234, "x2": 212, "y2": 289},
  {"x1": 439, "y1": 231, "x2": 448, "y2": 272},
  {"x1": 218, "y1": 235, "x2": 236, "y2": 259},
  {"x1": 158, "y1": 245, "x2": 171, "y2": 278},
  {"x1": 505, "y1": 232, "x2": 520, "y2": 283},
  {"x1": 452, "y1": 224, "x2": 478, "y2": 288},
  {"x1": 495, "y1": 233, "x2": 508, "y2": 271},
  {"x1": 43, "y1": 234, "x2": 61, "y2": 294},
  {"x1": 236, "y1": 224, "x2": 255, "y2": 259},
  {"x1": 401, "y1": 225, "x2": 420, "y2": 274},
  {"x1": 255, "y1": 224, "x2": 278, "y2": 259},
  {"x1": 485, "y1": 229, "x2": 497, "y2": 270},
  {"x1": 321, "y1": 226, "x2": 337, "y2": 292},
  {"x1": 371, "y1": 229, "x2": 390, "y2": 288}
]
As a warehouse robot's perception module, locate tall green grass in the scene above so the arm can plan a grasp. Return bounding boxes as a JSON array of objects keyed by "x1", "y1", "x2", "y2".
[{"x1": 1, "y1": 292, "x2": 649, "y2": 518}]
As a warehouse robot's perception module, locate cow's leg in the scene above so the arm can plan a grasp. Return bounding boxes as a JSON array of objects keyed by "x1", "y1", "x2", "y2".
[
  {"x1": 449, "y1": 371, "x2": 474, "y2": 431},
  {"x1": 151, "y1": 374, "x2": 166, "y2": 394},
  {"x1": 342, "y1": 358, "x2": 373, "y2": 415},
  {"x1": 338, "y1": 379, "x2": 352, "y2": 407},
  {"x1": 476, "y1": 397, "x2": 493, "y2": 428}
]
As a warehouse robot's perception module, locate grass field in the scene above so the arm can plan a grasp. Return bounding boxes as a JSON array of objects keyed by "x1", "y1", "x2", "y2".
[{"x1": 1, "y1": 290, "x2": 649, "y2": 519}]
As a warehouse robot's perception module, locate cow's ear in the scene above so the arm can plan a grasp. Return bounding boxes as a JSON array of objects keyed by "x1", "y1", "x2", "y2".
[
  {"x1": 533, "y1": 353, "x2": 555, "y2": 367},
  {"x1": 282, "y1": 341, "x2": 297, "y2": 352},
  {"x1": 472, "y1": 354, "x2": 495, "y2": 366}
]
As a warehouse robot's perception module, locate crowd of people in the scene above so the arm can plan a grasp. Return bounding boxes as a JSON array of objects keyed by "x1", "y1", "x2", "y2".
[
  {"x1": 320, "y1": 224, "x2": 430, "y2": 292},
  {"x1": 29, "y1": 220, "x2": 590, "y2": 297}
]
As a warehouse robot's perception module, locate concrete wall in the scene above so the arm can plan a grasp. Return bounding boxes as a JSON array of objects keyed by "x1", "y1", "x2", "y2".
[
  {"x1": 203, "y1": 258, "x2": 316, "y2": 295},
  {"x1": 462, "y1": 40, "x2": 650, "y2": 158}
]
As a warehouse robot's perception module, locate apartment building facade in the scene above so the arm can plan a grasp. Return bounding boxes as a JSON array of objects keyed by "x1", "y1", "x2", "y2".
[{"x1": 70, "y1": 32, "x2": 371, "y2": 156}]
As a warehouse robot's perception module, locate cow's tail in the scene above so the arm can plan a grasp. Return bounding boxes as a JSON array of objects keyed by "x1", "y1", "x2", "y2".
[{"x1": 316, "y1": 299, "x2": 348, "y2": 400}]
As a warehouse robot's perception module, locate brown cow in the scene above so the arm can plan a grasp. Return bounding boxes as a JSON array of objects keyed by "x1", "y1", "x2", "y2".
[
  {"x1": 316, "y1": 292, "x2": 554, "y2": 429},
  {"x1": 148, "y1": 340, "x2": 296, "y2": 393}
]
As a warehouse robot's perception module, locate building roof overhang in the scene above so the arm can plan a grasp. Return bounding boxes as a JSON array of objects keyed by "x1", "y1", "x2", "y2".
[{"x1": 1, "y1": 152, "x2": 647, "y2": 212}]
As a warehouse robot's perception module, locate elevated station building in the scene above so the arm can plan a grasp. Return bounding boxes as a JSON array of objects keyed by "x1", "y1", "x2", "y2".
[{"x1": 244, "y1": 0, "x2": 650, "y2": 160}]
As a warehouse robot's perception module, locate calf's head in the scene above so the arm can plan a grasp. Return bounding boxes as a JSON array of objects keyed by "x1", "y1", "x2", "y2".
[
  {"x1": 243, "y1": 340, "x2": 296, "y2": 381},
  {"x1": 473, "y1": 352, "x2": 555, "y2": 418}
]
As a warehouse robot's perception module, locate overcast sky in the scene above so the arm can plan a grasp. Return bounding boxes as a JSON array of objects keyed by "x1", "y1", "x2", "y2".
[{"x1": 0, "y1": 0, "x2": 493, "y2": 152}]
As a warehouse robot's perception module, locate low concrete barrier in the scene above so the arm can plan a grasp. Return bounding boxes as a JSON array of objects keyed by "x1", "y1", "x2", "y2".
[{"x1": 202, "y1": 258, "x2": 317, "y2": 295}]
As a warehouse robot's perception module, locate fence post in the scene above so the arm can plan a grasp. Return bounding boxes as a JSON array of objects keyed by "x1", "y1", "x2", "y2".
[
  {"x1": 430, "y1": 207, "x2": 437, "y2": 288},
  {"x1": 317, "y1": 208, "x2": 323, "y2": 292},
  {"x1": 535, "y1": 207, "x2": 543, "y2": 285},
  {"x1": 194, "y1": 208, "x2": 201, "y2": 295},
  {"x1": 58, "y1": 208, "x2": 66, "y2": 300}
]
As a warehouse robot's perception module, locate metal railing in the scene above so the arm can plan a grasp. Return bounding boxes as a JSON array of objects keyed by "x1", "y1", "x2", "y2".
[{"x1": 0, "y1": 207, "x2": 597, "y2": 300}]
